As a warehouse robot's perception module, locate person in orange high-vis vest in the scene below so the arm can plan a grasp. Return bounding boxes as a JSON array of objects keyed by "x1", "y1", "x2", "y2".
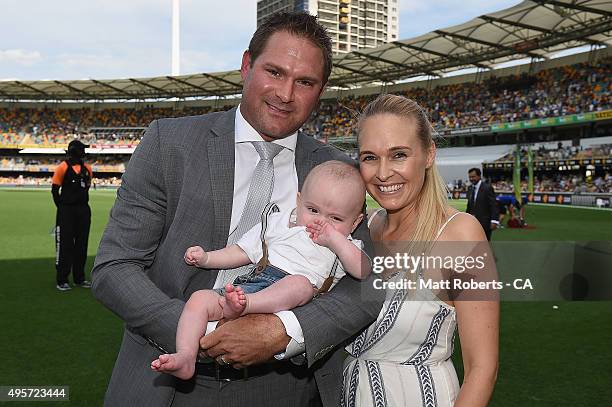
[{"x1": 52, "y1": 140, "x2": 93, "y2": 291}]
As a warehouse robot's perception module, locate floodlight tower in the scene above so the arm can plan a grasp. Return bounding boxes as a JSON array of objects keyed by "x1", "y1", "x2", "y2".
[{"x1": 172, "y1": 0, "x2": 180, "y2": 76}]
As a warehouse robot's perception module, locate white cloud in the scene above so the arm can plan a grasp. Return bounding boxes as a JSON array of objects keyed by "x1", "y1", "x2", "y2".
[
  {"x1": 0, "y1": 0, "x2": 255, "y2": 80},
  {"x1": 61, "y1": 53, "x2": 116, "y2": 68},
  {"x1": 54, "y1": 48, "x2": 170, "y2": 80},
  {"x1": 0, "y1": 49, "x2": 43, "y2": 65},
  {"x1": 181, "y1": 50, "x2": 236, "y2": 74},
  {"x1": 0, "y1": 0, "x2": 527, "y2": 80}
]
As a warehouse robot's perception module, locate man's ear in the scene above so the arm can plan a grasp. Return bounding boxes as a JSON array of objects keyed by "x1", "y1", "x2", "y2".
[
  {"x1": 240, "y1": 50, "x2": 251, "y2": 81},
  {"x1": 351, "y1": 213, "x2": 364, "y2": 233},
  {"x1": 318, "y1": 81, "x2": 328, "y2": 98}
]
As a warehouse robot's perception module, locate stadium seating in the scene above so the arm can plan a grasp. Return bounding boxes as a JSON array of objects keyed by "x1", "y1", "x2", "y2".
[
  {"x1": 0, "y1": 59, "x2": 610, "y2": 144},
  {"x1": 489, "y1": 174, "x2": 611, "y2": 194},
  {"x1": 479, "y1": 143, "x2": 612, "y2": 193},
  {"x1": 0, "y1": 155, "x2": 128, "y2": 172},
  {"x1": 494, "y1": 143, "x2": 611, "y2": 162},
  {"x1": 0, "y1": 59, "x2": 610, "y2": 192}
]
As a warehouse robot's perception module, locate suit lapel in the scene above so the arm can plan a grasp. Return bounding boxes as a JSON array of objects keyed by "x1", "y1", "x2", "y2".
[
  {"x1": 295, "y1": 134, "x2": 322, "y2": 190},
  {"x1": 207, "y1": 108, "x2": 236, "y2": 249},
  {"x1": 206, "y1": 117, "x2": 320, "y2": 246},
  {"x1": 205, "y1": 129, "x2": 325, "y2": 243}
]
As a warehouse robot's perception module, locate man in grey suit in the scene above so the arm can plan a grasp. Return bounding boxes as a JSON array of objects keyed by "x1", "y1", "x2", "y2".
[{"x1": 92, "y1": 12, "x2": 383, "y2": 407}]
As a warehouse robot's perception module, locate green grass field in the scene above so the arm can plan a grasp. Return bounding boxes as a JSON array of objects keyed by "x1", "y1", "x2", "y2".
[{"x1": 1, "y1": 189, "x2": 611, "y2": 405}]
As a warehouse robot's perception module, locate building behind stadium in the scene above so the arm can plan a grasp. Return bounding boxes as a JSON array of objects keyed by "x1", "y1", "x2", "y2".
[{"x1": 257, "y1": 0, "x2": 399, "y2": 53}]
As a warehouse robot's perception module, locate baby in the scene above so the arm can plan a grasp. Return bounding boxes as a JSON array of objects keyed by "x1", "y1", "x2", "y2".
[{"x1": 151, "y1": 160, "x2": 370, "y2": 379}]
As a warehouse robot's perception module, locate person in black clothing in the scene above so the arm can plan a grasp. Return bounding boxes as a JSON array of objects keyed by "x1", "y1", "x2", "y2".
[
  {"x1": 466, "y1": 167, "x2": 499, "y2": 241},
  {"x1": 51, "y1": 140, "x2": 93, "y2": 291}
]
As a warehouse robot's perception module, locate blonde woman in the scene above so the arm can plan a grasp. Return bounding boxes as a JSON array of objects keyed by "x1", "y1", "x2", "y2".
[{"x1": 342, "y1": 94, "x2": 499, "y2": 407}]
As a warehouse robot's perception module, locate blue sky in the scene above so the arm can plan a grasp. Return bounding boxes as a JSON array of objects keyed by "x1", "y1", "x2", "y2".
[{"x1": 1, "y1": 0, "x2": 520, "y2": 81}]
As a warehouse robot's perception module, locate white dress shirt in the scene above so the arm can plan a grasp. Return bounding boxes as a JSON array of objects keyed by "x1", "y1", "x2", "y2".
[
  {"x1": 236, "y1": 208, "x2": 363, "y2": 288},
  {"x1": 472, "y1": 180, "x2": 482, "y2": 201},
  {"x1": 206, "y1": 105, "x2": 305, "y2": 359}
]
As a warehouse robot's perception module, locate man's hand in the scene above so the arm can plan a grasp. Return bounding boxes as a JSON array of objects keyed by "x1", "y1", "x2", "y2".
[
  {"x1": 306, "y1": 219, "x2": 343, "y2": 249},
  {"x1": 199, "y1": 314, "x2": 290, "y2": 369}
]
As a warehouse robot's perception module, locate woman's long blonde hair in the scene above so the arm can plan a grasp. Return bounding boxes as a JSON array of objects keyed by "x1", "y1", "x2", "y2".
[{"x1": 358, "y1": 94, "x2": 449, "y2": 243}]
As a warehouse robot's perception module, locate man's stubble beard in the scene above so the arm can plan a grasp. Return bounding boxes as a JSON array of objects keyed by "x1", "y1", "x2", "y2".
[{"x1": 245, "y1": 103, "x2": 310, "y2": 141}]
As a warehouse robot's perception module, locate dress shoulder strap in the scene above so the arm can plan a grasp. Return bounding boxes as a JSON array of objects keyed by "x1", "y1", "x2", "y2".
[
  {"x1": 434, "y1": 212, "x2": 465, "y2": 240},
  {"x1": 368, "y1": 208, "x2": 385, "y2": 228}
]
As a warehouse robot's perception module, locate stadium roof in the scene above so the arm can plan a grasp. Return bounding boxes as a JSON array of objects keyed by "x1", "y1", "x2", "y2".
[{"x1": 0, "y1": 0, "x2": 610, "y2": 101}]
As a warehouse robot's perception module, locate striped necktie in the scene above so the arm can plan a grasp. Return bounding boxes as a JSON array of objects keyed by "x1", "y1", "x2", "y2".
[{"x1": 216, "y1": 141, "x2": 284, "y2": 286}]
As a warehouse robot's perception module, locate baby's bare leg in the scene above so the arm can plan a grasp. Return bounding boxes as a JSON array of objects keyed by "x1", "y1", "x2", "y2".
[
  {"x1": 243, "y1": 275, "x2": 315, "y2": 314},
  {"x1": 150, "y1": 290, "x2": 224, "y2": 379}
]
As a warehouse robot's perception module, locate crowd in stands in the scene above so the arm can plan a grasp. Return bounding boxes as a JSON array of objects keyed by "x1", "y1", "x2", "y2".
[
  {"x1": 1, "y1": 132, "x2": 23, "y2": 145},
  {"x1": 449, "y1": 171, "x2": 611, "y2": 194},
  {"x1": 490, "y1": 173, "x2": 611, "y2": 194},
  {"x1": 303, "y1": 59, "x2": 611, "y2": 139},
  {"x1": 0, "y1": 175, "x2": 52, "y2": 186},
  {"x1": 446, "y1": 142, "x2": 612, "y2": 194},
  {"x1": 453, "y1": 175, "x2": 611, "y2": 194},
  {"x1": 1, "y1": 59, "x2": 611, "y2": 190},
  {"x1": 0, "y1": 59, "x2": 610, "y2": 144},
  {"x1": 495, "y1": 143, "x2": 611, "y2": 162},
  {"x1": 0, "y1": 105, "x2": 234, "y2": 146},
  {"x1": 0, "y1": 156, "x2": 128, "y2": 172},
  {"x1": 0, "y1": 175, "x2": 122, "y2": 186},
  {"x1": 0, "y1": 106, "x2": 220, "y2": 143}
]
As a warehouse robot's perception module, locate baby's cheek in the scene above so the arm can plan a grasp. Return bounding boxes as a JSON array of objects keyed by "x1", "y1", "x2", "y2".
[
  {"x1": 298, "y1": 213, "x2": 312, "y2": 226},
  {"x1": 337, "y1": 223, "x2": 353, "y2": 235}
]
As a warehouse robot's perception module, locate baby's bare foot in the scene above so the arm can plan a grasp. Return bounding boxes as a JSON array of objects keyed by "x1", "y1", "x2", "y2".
[
  {"x1": 150, "y1": 353, "x2": 195, "y2": 380},
  {"x1": 220, "y1": 284, "x2": 247, "y2": 319}
]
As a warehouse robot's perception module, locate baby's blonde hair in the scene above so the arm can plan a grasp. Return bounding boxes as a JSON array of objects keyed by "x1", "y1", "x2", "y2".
[{"x1": 303, "y1": 160, "x2": 365, "y2": 216}]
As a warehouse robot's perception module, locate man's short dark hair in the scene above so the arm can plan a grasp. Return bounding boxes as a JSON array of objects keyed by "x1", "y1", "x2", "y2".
[
  {"x1": 468, "y1": 167, "x2": 481, "y2": 176},
  {"x1": 248, "y1": 11, "x2": 333, "y2": 84},
  {"x1": 67, "y1": 139, "x2": 87, "y2": 158}
]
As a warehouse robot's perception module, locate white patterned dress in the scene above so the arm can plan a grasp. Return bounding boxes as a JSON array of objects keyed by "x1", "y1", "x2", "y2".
[{"x1": 341, "y1": 212, "x2": 462, "y2": 407}]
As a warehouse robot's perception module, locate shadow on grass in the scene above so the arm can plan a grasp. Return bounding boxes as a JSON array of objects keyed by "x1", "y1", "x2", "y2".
[
  {"x1": 1, "y1": 258, "x2": 610, "y2": 406},
  {"x1": 491, "y1": 301, "x2": 612, "y2": 406},
  {"x1": 0, "y1": 256, "x2": 122, "y2": 406}
]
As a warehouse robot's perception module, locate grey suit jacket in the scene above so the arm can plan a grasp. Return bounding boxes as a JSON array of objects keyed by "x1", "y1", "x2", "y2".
[{"x1": 92, "y1": 107, "x2": 384, "y2": 406}]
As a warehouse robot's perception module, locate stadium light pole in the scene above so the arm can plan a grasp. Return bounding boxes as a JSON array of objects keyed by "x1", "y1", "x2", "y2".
[{"x1": 172, "y1": 0, "x2": 180, "y2": 76}]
